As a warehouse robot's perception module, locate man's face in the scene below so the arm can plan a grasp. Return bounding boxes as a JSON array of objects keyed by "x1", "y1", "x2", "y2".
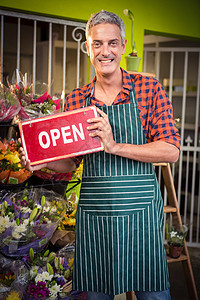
[{"x1": 86, "y1": 23, "x2": 127, "y2": 77}]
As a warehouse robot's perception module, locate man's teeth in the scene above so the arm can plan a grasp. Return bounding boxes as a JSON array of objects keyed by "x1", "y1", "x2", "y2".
[{"x1": 100, "y1": 60, "x2": 112, "y2": 63}]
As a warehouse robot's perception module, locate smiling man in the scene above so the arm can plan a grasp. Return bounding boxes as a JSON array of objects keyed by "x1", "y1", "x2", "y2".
[{"x1": 20, "y1": 10, "x2": 180, "y2": 300}]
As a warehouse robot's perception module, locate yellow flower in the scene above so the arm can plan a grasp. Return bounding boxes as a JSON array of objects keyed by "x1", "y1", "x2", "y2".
[
  {"x1": 11, "y1": 152, "x2": 20, "y2": 164},
  {"x1": 4, "y1": 152, "x2": 20, "y2": 164},
  {"x1": 68, "y1": 257, "x2": 74, "y2": 268},
  {"x1": 6, "y1": 291, "x2": 21, "y2": 300},
  {"x1": 0, "y1": 153, "x2": 5, "y2": 160}
]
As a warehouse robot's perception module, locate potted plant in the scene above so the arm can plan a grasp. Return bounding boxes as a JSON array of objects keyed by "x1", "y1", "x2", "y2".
[
  {"x1": 166, "y1": 223, "x2": 188, "y2": 258},
  {"x1": 123, "y1": 9, "x2": 141, "y2": 71}
]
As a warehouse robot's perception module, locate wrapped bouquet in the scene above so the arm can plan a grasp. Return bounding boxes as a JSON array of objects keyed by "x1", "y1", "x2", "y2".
[
  {"x1": 8, "y1": 70, "x2": 61, "y2": 120},
  {"x1": 0, "y1": 188, "x2": 66, "y2": 257},
  {"x1": 0, "y1": 85, "x2": 21, "y2": 123},
  {"x1": 23, "y1": 246, "x2": 81, "y2": 300},
  {"x1": 0, "y1": 254, "x2": 27, "y2": 300}
]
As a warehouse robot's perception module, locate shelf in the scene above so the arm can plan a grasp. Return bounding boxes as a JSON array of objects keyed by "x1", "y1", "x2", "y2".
[{"x1": 166, "y1": 253, "x2": 188, "y2": 263}]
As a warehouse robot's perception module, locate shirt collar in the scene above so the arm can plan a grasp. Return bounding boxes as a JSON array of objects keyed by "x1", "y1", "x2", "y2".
[{"x1": 79, "y1": 68, "x2": 133, "y2": 98}]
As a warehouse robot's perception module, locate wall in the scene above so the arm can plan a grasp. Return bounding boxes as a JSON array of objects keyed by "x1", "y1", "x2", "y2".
[{"x1": 1, "y1": 0, "x2": 200, "y2": 71}]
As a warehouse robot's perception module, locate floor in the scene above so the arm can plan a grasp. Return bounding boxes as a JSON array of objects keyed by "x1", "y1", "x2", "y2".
[{"x1": 114, "y1": 247, "x2": 200, "y2": 300}]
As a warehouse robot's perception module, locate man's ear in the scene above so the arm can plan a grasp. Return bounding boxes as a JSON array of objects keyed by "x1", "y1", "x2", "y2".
[
  {"x1": 85, "y1": 41, "x2": 90, "y2": 56},
  {"x1": 122, "y1": 39, "x2": 127, "y2": 55}
]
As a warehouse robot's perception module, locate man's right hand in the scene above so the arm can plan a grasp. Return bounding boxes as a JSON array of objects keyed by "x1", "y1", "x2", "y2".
[
  {"x1": 18, "y1": 139, "x2": 47, "y2": 172},
  {"x1": 18, "y1": 138, "x2": 76, "y2": 173}
]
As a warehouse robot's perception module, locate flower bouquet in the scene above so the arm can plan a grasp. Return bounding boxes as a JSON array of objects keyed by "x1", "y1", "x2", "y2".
[
  {"x1": 0, "y1": 85, "x2": 21, "y2": 123},
  {"x1": 0, "y1": 253, "x2": 27, "y2": 299},
  {"x1": 0, "y1": 188, "x2": 66, "y2": 257},
  {"x1": 51, "y1": 192, "x2": 79, "y2": 248},
  {"x1": 23, "y1": 246, "x2": 81, "y2": 300},
  {"x1": 0, "y1": 139, "x2": 32, "y2": 185},
  {"x1": 8, "y1": 70, "x2": 61, "y2": 120}
]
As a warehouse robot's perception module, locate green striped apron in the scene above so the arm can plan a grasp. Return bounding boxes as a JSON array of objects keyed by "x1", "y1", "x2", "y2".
[{"x1": 72, "y1": 83, "x2": 170, "y2": 295}]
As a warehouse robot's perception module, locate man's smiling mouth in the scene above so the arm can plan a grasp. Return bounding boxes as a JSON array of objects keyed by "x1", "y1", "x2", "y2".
[{"x1": 99, "y1": 59, "x2": 114, "y2": 63}]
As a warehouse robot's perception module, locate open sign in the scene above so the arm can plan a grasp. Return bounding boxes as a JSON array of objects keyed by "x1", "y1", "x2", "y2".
[{"x1": 19, "y1": 106, "x2": 104, "y2": 166}]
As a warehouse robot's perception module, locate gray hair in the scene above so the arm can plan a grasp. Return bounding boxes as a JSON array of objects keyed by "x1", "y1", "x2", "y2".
[{"x1": 86, "y1": 10, "x2": 125, "y2": 43}]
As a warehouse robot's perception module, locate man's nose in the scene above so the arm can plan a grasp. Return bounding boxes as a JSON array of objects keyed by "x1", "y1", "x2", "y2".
[{"x1": 101, "y1": 43, "x2": 110, "y2": 56}]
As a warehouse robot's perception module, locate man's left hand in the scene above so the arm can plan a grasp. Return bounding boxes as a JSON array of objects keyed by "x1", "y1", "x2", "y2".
[{"x1": 87, "y1": 107, "x2": 116, "y2": 153}]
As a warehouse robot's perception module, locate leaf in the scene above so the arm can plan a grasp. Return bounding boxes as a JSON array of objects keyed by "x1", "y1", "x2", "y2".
[
  {"x1": 41, "y1": 195, "x2": 45, "y2": 207},
  {"x1": 4, "y1": 201, "x2": 8, "y2": 209},
  {"x1": 29, "y1": 207, "x2": 38, "y2": 222},
  {"x1": 29, "y1": 248, "x2": 34, "y2": 261},
  {"x1": 43, "y1": 249, "x2": 49, "y2": 257},
  {"x1": 47, "y1": 252, "x2": 56, "y2": 263},
  {"x1": 47, "y1": 263, "x2": 54, "y2": 275}
]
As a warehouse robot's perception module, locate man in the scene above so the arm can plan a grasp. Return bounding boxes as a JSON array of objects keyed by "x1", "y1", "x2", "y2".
[{"x1": 20, "y1": 10, "x2": 180, "y2": 300}]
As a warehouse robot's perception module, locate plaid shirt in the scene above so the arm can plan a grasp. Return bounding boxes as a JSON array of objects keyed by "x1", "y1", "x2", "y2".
[{"x1": 64, "y1": 68, "x2": 180, "y2": 166}]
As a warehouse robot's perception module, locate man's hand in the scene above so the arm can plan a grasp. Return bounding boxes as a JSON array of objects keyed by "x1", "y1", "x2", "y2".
[
  {"x1": 18, "y1": 138, "x2": 76, "y2": 173},
  {"x1": 18, "y1": 139, "x2": 47, "y2": 172},
  {"x1": 87, "y1": 107, "x2": 116, "y2": 153}
]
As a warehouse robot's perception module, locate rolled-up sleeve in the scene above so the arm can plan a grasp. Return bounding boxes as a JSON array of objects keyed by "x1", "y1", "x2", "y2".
[{"x1": 149, "y1": 81, "x2": 181, "y2": 149}]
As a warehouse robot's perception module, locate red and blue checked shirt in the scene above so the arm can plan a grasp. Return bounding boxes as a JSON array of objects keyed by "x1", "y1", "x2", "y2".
[{"x1": 64, "y1": 68, "x2": 180, "y2": 167}]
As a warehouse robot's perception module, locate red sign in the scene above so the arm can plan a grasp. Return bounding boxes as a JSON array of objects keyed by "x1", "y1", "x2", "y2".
[{"x1": 19, "y1": 106, "x2": 104, "y2": 166}]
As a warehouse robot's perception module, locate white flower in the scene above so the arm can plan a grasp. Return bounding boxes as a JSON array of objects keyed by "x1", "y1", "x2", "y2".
[
  {"x1": 0, "y1": 216, "x2": 11, "y2": 228},
  {"x1": 51, "y1": 207, "x2": 57, "y2": 213},
  {"x1": 12, "y1": 231, "x2": 22, "y2": 240},
  {"x1": 35, "y1": 273, "x2": 43, "y2": 282},
  {"x1": 14, "y1": 224, "x2": 27, "y2": 233},
  {"x1": 49, "y1": 283, "x2": 62, "y2": 296},
  {"x1": 30, "y1": 266, "x2": 39, "y2": 278},
  {"x1": 21, "y1": 207, "x2": 32, "y2": 213},
  {"x1": 170, "y1": 231, "x2": 176, "y2": 238},
  {"x1": 43, "y1": 207, "x2": 49, "y2": 213},
  {"x1": 23, "y1": 219, "x2": 29, "y2": 226},
  {"x1": 35, "y1": 271, "x2": 53, "y2": 282}
]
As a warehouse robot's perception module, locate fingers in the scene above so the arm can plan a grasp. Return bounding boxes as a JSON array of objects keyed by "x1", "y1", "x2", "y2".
[{"x1": 96, "y1": 107, "x2": 108, "y2": 118}]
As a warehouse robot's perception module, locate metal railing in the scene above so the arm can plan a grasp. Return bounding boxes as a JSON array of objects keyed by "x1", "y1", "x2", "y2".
[{"x1": 0, "y1": 9, "x2": 87, "y2": 107}]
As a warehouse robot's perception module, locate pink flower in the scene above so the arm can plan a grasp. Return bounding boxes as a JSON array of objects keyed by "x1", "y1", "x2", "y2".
[
  {"x1": 15, "y1": 84, "x2": 20, "y2": 91},
  {"x1": 32, "y1": 92, "x2": 52, "y2": 104},
  {"x1": 53, "y1": 98, "x2": 61, "y2": 110}
]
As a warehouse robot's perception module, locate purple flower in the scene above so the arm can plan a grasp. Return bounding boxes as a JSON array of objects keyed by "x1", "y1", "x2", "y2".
[
  {"x1": 63, "y1": 258, "x2": 69, "y2": 270},
  {"x1": 27, "y1": 282, "x2": 39, "y2": 296},
  {"x1": 34, "y1": 289, "x2": 47, "y2": 299},
  {"x1": 56, "y1": 276, "x2": 65, "y2": 286},
  {"x1": 37, "y1": 281, "x2": 46, "y2": 289},
  {"x1": 21, "y1": 200, "x2": 27, "y2": 206}
]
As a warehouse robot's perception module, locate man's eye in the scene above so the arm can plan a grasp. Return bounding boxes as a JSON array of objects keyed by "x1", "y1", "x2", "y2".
[
  {"x1": 110, "y1": 41, "x2": 117, "y2": 46},
  {"x1": 93, "y1": 42, "x2": 101, "y2": 48}
]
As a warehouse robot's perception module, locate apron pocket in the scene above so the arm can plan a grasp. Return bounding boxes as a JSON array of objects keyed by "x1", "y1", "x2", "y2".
[{"x1": 79, "y1": 173, "x2": 155, "y2": 217}]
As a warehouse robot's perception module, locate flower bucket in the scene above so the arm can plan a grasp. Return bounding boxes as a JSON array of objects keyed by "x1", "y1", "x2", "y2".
[{"x1": 125, "y1": 56, "x2": 141, "y2": 72}]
